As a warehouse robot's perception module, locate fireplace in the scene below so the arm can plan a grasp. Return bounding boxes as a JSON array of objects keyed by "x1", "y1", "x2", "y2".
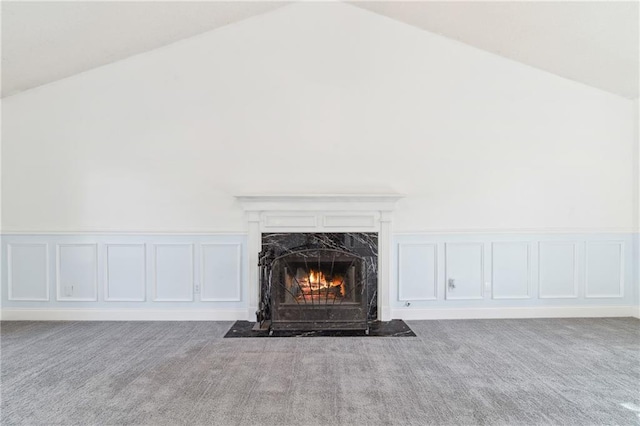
[
  {"x1": 258, "y1": 233, "x2": 377, "y2": 333},
  {"x1": 236, "y1": 194, "x2": 403, "y2": 328}
]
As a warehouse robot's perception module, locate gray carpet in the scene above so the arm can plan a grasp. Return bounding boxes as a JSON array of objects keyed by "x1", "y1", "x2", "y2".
[{"x1": 1, "y1": 318, "x2": 639, "y2": 426}]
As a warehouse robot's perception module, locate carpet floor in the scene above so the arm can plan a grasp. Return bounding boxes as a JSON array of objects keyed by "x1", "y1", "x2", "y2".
[{"x1": 1, "y1": 318, "x2": 639, "y2": 425}]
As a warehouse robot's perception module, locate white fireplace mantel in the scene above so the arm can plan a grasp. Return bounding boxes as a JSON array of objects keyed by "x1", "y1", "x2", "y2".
[
  {"x1": 236, "y1": 193, "x2": 404, "y2": 322},
  {"x1": 236, "y1": 194, "x2": 404, "y2": 213}
]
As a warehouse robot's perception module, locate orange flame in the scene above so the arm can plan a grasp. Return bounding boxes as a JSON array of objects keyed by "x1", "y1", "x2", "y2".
[
  {"x1": 308, "y1": 269, "x2": 328, "y2": 287},
  {"x1": 297, "y1": 269, "x2": 345, "y2": 301}
]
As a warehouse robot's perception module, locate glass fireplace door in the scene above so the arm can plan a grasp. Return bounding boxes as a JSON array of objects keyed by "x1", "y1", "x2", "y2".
[{"x1": 270, "y1": 249, "x2": 368, "y2": 331}]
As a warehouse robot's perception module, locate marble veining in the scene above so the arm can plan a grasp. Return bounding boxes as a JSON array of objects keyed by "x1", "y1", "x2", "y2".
[
  {"x1": 224, "y1": 320, "x2": 416, "y2": 338},
  {"x1": 259, "y1": 233, "x2": 378, "y2": 330}
]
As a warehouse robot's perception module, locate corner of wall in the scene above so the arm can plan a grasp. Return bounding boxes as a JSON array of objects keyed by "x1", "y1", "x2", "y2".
[{"x1": 634, "y1": 98, "x2": 640, "y2": 317}]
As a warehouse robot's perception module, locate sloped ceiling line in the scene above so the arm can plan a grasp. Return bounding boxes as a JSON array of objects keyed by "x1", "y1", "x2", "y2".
[{"x1": 2, "y1": 1, "x2": 638, "y2": 99}]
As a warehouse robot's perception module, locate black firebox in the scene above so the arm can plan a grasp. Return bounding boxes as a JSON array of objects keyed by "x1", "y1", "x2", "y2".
[{"x1": 257, "y1": 233, "x2": 378, "y2": 334}]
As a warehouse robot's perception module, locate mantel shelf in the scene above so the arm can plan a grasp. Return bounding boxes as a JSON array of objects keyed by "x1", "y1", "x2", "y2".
[{"x1": 235, "y1": 194, "x2": 404, "y2": 212}]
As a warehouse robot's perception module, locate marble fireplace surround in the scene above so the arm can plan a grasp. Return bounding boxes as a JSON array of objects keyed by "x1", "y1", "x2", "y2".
[{"x1": 236, "y1": 194, "x2": 404, "y2": 322}]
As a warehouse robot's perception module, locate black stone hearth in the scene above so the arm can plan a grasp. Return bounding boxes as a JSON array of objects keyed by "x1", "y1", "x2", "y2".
[
  {"x1": 258, "y1": 233, "x2": 378, "y2": 333},
  {"x1": 223, "y1": 320, "x2": 416, "y2": 338}
]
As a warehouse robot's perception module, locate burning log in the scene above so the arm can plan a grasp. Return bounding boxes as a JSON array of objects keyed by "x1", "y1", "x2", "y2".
[{"x1": 307, "y1": 285, "x2": 341, "y2": 296}]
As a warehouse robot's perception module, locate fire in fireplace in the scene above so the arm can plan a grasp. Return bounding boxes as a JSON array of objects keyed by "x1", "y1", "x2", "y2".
[
  {"x1": 258, "y1": 233, "x2": 378, "y2": 334},
  {"x1": 289, "y1": 268, "x2": 346, "y2": 302},
  {"x1": 283, "y1": 256, "x2": 353, "y2": 304}
]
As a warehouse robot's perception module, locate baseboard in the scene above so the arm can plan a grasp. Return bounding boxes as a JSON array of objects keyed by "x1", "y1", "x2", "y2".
[
  {"x1": 0, "y1": 308, "x2": 247, "y2": 321},
  {"x1": 1, "y1": 306, "x2": 637, "y2": 322},
  {"x1": 391, "y1": 305, "x2": 639, "y2": 320}
]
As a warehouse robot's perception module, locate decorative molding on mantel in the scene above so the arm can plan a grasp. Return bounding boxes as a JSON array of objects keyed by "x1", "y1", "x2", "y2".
[{"x1": 235, "y1": 194, "x2": 405, "y2": 212}]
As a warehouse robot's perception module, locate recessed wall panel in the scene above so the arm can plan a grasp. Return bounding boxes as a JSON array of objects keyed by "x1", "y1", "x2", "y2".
[
  {"x1": 445, "y1": 243, "x2": 483, "y2": 300},
  {"x1": 153, "y1": 244, "x2": 193, "y2": 301},
  {"x1": 105, "y1": 244, "x2": 146, "y2": 301},
  {"x1": 8, "y1": 243, "x2": 49, "y2": 301},
  {"x1": 585, "y1": 242, "x2": 623, "y2": 298},
  {"x1": 491, "y1": 242, "x2": 529, "y2": 299},
  {"x1": 56, "y1": 244, "x2": 98, "y2": 301},
  {"x1": 398, "y1": 243, "x2": 437, "y2": 301},
  {"x1": 201, "y1": 243, "x2": 242, "y2": 301},
  {"x1": 538, "y1": 242, "x2": 577, "y2": 298}
]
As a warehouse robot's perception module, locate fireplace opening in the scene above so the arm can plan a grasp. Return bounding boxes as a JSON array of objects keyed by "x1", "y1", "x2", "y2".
[
  {"x1": 258, "y1": 233, "x2": 377, "y2": 333},
  {"x1": 279, "y1": 251, "x2": 359, "y2": 304}
]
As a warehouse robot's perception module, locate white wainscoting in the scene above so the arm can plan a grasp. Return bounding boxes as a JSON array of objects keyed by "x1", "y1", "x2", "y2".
[
  {"x1": 2, "y1": 232, "x2": 637, "y2": 321},
  {"x1": 491, "y1": 242, "x2": 530, "y2": 299},
  {"x1": 153, "y1": 244, "x2": 194, "y2": 302},
  {"x1": 2, "y1": 234, "x2": 248, "y2": 320},
  {"x1": 397, "y1": 243, "x2": 437, "y2": 301},
  {"x1": 56, "y1": 244, "x2": 98, "y2": 301},
  {"x1": 392, "y1": 233, "x2": 636, "y2": 319},
  {"x1": 445, "y1": 243, "x2": 484, "y2": 300},
  {"x1": 105, "y1": 244, "x2": 146, "y2": 302},
  {"x1": 8, "y1": 243, "x2": 49, "y2": 301},
  {"x1": 538, "y1": 242, "x2": 579, "y2": 299},
  {"x1": 201, "y1": 243, "x2": 242, "y2": 302},
  {"x1": 585, "y1": 241, "x2": 624, "y2": 298}
]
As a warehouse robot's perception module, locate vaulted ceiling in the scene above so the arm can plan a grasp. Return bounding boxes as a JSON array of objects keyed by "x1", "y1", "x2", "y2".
[
  {"x1": 2, "y1": 1, "x2": 638, "y2": 99},
  {"x1": 1, "y1": 1, "x2": 289, "y2": 97},
  {"x1": 352, "y1": 1, "x2": 639, "y2": 99}
]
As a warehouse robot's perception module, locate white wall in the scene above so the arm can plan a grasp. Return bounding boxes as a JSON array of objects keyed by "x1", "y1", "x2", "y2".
[
  {"x1": 1, "y1": 3, "x2": 637, "y2": 320},
  {"x1": 1, "y1": 2, "x2": 636, "y2": 233}
]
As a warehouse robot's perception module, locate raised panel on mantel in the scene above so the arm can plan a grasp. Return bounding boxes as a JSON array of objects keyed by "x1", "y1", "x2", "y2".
[
  {"x1": 105, "y1": 244, "x2": 146, "y2": 301},
  {"x1": 8, "y1": 243, "x2": 49, "y2": 301},
  {"x1": 538, "y1": 242, "x2": 578, "y2": 299},
  {"x1": 201, "y1": 243, "x2": 242, "y2": 301},
  {"x1": 398, "y1": 243, "x2": 437, "y2": 301},
  {"x1": 445, "y1": 243, "x2": 483, "y2": 300},
  {"x1": 153, "y1": 244, "x2": 193, "y2": 302},
  {"x1": 323, "y1": 215, "x2": 376, "y2": 228},
  {"x1": 491, "y1": 242, "x2": 530, "y2": 299},
  {"x1": 585, "y1": 242, "x2": 623, "y2": 298},
  {"x1": 264, "y1": 215, "x2": 316, "y2": 228},
  {"x1": 56, "y1": 244, "x2": 98, "y2": 301}
]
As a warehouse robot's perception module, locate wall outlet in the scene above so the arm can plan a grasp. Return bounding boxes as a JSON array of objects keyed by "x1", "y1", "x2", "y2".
[
  {"x1": 194, "y1": 284, "x2": 200, "y2": 294},
  {"x1": 65, "y1": 285, "x2": 73, "y2": 297},
  {"x1": 485, "y1": 282, "x2": 492, "y2": 292}
]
